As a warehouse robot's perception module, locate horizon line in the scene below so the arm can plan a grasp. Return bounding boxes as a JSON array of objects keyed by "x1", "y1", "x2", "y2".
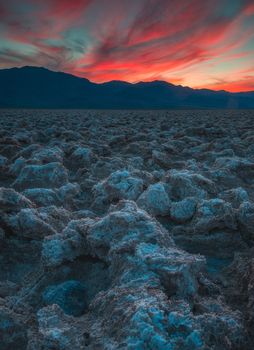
[{"x1": 2, "y1": 65, "x2": 254, "y2": 95}]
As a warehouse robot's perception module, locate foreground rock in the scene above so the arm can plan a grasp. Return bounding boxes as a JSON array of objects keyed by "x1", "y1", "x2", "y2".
[
  {"x1": 92, "y1": 170, "x2": 144, "y2": 211},
  {"x1": 0, "y1": 110, "x2": 254, "y2": 349},
  {"x1": 137, "y1": 182, "x2": 171, "y2": 216},
  {"x1": 13, "y1": 162, "x2": 68, "y2": 190},
  {"x1": 170, "y1": 197, "x2": 197, "y2": 223},
  {"x1": 0, "y1": 187, "x2": 34, "y2": 211}
]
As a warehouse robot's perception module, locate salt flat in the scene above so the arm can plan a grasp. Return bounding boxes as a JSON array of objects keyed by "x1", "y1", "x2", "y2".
[{"x1": 0, "y1": 109, "x2": 254, "y2": 349}]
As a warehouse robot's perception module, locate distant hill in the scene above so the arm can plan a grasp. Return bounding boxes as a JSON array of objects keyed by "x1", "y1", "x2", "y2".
[{"x1": 1, "y1": 66, "x2": 254, "y2": 108}]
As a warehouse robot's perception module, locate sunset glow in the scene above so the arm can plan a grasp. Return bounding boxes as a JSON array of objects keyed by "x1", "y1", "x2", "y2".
[{"x1": 1, "y1": 0, "x2": 254, "y2": 92}]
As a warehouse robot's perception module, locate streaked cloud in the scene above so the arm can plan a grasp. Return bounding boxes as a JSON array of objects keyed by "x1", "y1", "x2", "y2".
[{"x1": 0, "y1": 0, "x2": 254, "y2": 91}]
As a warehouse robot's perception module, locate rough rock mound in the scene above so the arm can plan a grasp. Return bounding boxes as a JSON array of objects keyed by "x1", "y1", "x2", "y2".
[{"x1": 1, "y1": 110, "x2": 254, "y2": 350}]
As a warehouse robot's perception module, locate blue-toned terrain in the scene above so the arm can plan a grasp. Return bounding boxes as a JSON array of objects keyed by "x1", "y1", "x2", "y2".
[{"x1": 0, "y1": 109, "x2": 254, "y2": 349}]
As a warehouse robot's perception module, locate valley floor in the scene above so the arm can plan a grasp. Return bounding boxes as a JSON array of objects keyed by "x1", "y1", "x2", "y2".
[{"x1": 1, "y1": 109, "x2": 254, "y2": 349}]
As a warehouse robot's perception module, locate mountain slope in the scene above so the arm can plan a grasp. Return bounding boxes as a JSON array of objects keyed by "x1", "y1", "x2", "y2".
[{"x1": 0, "y1": 66, "x2": 254, "y2": 108}]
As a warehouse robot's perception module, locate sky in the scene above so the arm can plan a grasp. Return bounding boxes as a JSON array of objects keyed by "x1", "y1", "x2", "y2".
[{"x1": 0, "y1": 0, "x2": 254, "y2": 92}]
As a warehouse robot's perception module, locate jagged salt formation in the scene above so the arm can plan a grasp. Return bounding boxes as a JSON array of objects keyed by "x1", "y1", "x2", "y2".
[{"x1": 0, "y1": 109, "x2": 254, "y2": 349}]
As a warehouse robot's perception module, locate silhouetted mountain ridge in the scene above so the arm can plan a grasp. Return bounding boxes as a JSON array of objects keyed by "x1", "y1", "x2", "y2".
[{"x1": 1, "y1": 66, "x2": 254, "y2": 108}]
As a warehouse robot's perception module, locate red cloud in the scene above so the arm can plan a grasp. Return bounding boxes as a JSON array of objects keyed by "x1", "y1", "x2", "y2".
[
  {"x1": 204, "y1": 77, "x2": 254, "y2": 93},
  {"x1": 244, "y1": 3, "x2": 254, "y2": 15},
  {"x1": 3, "y1": 0, "x2": 92, "y2": 41},
  {"x1": 1, "y1": 0, "x2": 254, "y2": 92},
  {"x1": 72, "y1": 1, "x2": 252, "y2": 84}
]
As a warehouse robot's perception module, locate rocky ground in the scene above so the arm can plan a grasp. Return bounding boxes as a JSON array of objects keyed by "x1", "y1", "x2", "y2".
[{"x1": 0, "y1": 109, "x2": 254, "y2": 349}]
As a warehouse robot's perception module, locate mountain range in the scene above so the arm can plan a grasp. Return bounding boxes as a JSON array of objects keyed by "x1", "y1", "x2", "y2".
[{"x1": 1, "y1": 66, "x2": 254, "y2": 109}]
